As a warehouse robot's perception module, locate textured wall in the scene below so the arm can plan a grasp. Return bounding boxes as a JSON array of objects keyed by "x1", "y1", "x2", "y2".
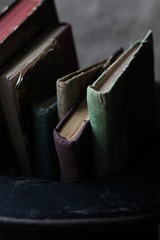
[{"x1": 55, "y1": 0, "x2": 160, "y2": 81}]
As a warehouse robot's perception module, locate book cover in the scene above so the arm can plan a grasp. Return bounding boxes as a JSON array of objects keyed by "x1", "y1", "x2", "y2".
[
  {"x1": 0, "y1": 0, "x2": 59, "y2": 72},
  {"x1": 87, "y1": 30, "x2": 156, "y2": 178},
  {"x1": 54, "y1": 99, "x2": 92, "y2": 182},
  {"x1": 49, "y1": 22, "x2": 79, "y2": 76},
  {"x1": 54, "y1": 62, "x2": 108, "y2": 181},
  {"x1": 56, "y1": 60, "x2": 106, "y2": 120},
  {"x1": 56, "y1": 47, "x2": 123, "y2": 120},
  {"x1": 53, "y1": 50, "x2": 124, "y2": 181},
  {"x1": 0, "y1": 23, "x2": 79, "y2": 177},
  {"x1": 0, "y1": 0, "x2": 59, "y2": 174},
  {"x1": 0, "y1": 0, "x2": 19, "y2": 18},
  {"x1": 32, "y1": 92, "x2": 60, "y2": 180}
]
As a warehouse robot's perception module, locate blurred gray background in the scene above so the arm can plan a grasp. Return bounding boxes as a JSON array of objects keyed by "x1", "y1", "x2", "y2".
[{"x1": 54, "y1": 0, "x2": 160, "y2": 81}]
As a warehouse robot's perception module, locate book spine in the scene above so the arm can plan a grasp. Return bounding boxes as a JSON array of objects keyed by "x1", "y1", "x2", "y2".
[
  {"x1": 87, "y1": 87, "x2": 113, "y2": 178},
  {"x1": 53, "y1": 131, "x2": 80, "y2": 181},
  {"x1": 33, "y1": 103, "x2": 60, "y2": 179},
  {"x1": 57, "y1": 62, "x2": 104, "y2": 120},
  {"x1": 54, "y1": 110, "x2": 92, "y2": 181},
  {"x1": 87, "y1": 85, "x2": 128, "y2": 178}
]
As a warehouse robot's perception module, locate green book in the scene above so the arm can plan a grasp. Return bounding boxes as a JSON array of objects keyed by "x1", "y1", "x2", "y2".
[
  {"x1": 54, "y1": 49, "x2": 124, "y2": 181},
  {"x1": 32, "y1": 93, "x2": 60, "y2": 180},
  {"x1": 56, "y1": 60, "x2": 106, "y2": 120},
  {"x1": 87, "y1": 30, "x2": 156, "y2": 178},
  {"x1": 56, "y1": 48, "x2": 123, "y2": 120}
]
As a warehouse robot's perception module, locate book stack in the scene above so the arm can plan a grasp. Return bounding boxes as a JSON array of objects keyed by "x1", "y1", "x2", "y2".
[
  {"x1": 54, "y1": 30, "x2": 157, "y2": 182},
  {"x1": 0, "y1": 1, "x2": 157, "y2": 182},
  {"x1": 0, "y1": 0, "x2": 78, "y2": 177}
]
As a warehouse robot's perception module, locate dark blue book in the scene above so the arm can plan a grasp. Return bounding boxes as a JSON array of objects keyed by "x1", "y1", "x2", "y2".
[{"x1": 32, "y1": 93, "x2": 60, "y2": 180}]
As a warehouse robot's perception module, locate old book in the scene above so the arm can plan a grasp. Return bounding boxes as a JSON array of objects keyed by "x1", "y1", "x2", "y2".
[
  {"x1": 0, "y1": 0, "x2": 59, "y2": 72},
  {"x1": 56, "y1": 61, "x2": 106, "y2": 120},
  {"x1": 53, "y1": 50, "x2": 123, "y2": 181},
  {"x1": 87, "y1": 30, "x2": 156, "y2": 178},
  {"x1": 51, "y1": 22, "x2": 79, "y2": 75},
  {"x1": 54, "y1": 30, "x2": 156, "y2": 181},
  {"x1": 32, "y1": 92, "x2": 60, "y2": 180},
  {"x1": 0, "y1": 0, "x2": 19, "y2": 18},
  {"x1": 54, "y1": 102, "x2": 92, "y2": 182},
  {"x1": 37, "y1": 61, "x2": 106, "y2": 181},
  {"x1": 0, "y1": 0, "x2": 59, "y2": 174},
  {"x1": 0, "y1": 23, "x2": 79, "y2": 177},
  {"x1": 57, "y1": 48, "x2": 123, "y2": 120}
]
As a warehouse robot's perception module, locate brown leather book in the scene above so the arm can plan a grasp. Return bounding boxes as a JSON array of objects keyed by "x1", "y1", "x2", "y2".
[{"x1": 0, "y1": 23, "x2": 79, "y2": 177}]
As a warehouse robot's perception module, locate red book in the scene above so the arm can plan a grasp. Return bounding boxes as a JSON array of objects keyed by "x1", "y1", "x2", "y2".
[
  {"x1": 0, "y1": 0, "x2": 19, "y2": 18},
  {"x1": 0, "y1": 0, "x2": 59, "y2": 72}
]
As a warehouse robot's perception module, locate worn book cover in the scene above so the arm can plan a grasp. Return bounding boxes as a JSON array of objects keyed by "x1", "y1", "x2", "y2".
[
  {"x1": 56, "y1": 60, "x2": 106, "y2": 120},
  {"x1": 54, "y1": 62, "x2": 106, "y2": 181},
  {"x1": 0, "y1": 0, "x2": 60, "y2": 174},
  {"x1": 56, "y1": 48, "x2": 123, "y2": 120},
  {"x1": 50, "y1": 22, "x2": 79, "y2": 76},
  {"x1": 0, "y1": 0, "x2": 59, "y2": 72},
  {"x1": 0, "y1": 0, "x2": 19, "y2": 18},
  {"x1": 54, "y1": 100, "x2": 92, "y2": 182},
  {"x1": 0, "y1": 23, "x2": 79, "y2": 177},
  {"x1": 87, "y1": 30, "x2": 156, "y2": 178},
  {"x1": 53, "y1": 50, "x2": 124, "y2": 181}
]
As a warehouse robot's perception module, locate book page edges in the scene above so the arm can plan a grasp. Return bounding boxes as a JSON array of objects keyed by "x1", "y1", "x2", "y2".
[
  {"x1": 57, "y1": 61, "x2": 105, "y2": 120},
  {"x1": 89, "y1": 30, "x2": 152, "y2": 94},
  {"x1": 89, "y1": 41, "x2": 140, "y2": 93}
]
